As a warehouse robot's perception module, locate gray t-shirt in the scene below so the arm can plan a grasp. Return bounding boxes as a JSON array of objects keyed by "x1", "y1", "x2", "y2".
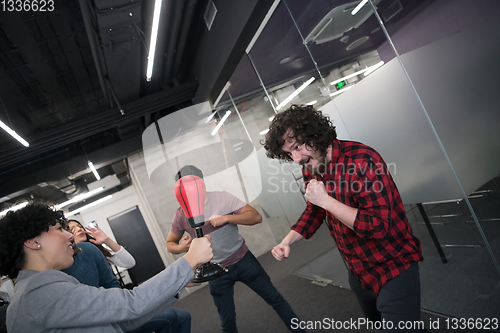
[{"x1": 171, "y1": 191, "x2": 248, "y2": 267}]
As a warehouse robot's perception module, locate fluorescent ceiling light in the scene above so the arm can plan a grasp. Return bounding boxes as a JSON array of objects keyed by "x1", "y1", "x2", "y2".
[
  {"x1": 269, "y1": 116, "x2": 275, "y2": 121},
  {"x1": 330, "y1": 61, "x2": 385, "y2": 85},
  {"x1": 276, "y1": 77, "x2": 316, "y2": 110},
  {"x1": 65, "y1": 195, "x2": 113, "y2": 218},
  {"x1": 88, "y1": 161, "x2": 101, "y2": 180},
  {"x1": 0, "y1": 201, "x2": 29, "y2": 217},
  {"x1": 55, "y1": 187, "x2": 105, "y2": 210},
  {"x1": 211, "y1": 110, "x2": 231, "y2": 136},
  {"x1": 331, "y1": 68, "x2": 368, "y2": 85},
  {"x1": 351, "y1": 0, "x2": 368, "y2": 15},
  {"x1": 259, "y1": 129, "x2": 270, "y2": 135},
  {"x1": 364, "y1": 61, "x2": 384, "y2": 76},
  {"x1": 205, "y1": 111, "x2": 217, "y2": 123},
  {"x1": 305, "y1": 100, "x2": 318, "y2": 106},
  {"x1": 0, "y1": 120, "x2": 29, "y2": 147},
  {"x1": 330, "y1": 85, "x2": 355, "y2": 97},
  {"x1": 213, "y1": 81, "x2": 231, "y2": 108},
  {"x1": 146, "y1": 0, "x2": 163, "y2": 81}
]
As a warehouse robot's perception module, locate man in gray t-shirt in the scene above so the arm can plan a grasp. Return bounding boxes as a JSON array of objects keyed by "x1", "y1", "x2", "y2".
[{"x1": 166, "y1": 165, "x2": 303, "y2": 333}]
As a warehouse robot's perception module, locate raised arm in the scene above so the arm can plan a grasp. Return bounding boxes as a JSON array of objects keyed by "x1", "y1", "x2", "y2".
[
  {"x1": 304, "y1": 179, "x2": 357, "y2": 230},
  {"x1": 31, "y1": 236, "x2": 213, "y2": 330},
  {"x1": 209, "y1": 204, "x2": 262, "y2": 227},
  {"x1": 271, "y1": 230, "x2": 303, "y2": 261},
  {"x1": 86, "y1": 226, "x2": 123, "y2": 253},
  {"x1": 166, "y1": 231, "x2": 192, "y2": 254}
]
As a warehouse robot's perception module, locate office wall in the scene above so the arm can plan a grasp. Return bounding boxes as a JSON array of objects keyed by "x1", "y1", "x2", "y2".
[
  {"x1": 73, "y1": 185, "x2": 176, "y2": 279},
  {"x1": 325, "y1": 16, "x2": 500, "y2": 204}
]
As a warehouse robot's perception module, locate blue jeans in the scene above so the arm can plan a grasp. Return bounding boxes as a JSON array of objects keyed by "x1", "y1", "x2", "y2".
[
  {"x1": 209, "y1": 251, "x2": 304, "y2": 333},
  {"x1": 349, "y1": 263, "x2": 428, "y2": 332},
  {"x1": 126, "y1": 307, "x2": 191, "y2": 333}
]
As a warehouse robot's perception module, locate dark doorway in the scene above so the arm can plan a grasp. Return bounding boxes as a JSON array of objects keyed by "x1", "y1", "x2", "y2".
[{"x1": 107, "y1": 206, "x2": 165, "y2": 286}]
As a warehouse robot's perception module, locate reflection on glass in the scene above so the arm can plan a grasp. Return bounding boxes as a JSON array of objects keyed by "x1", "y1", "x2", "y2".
[
  {"x1": 211, "y1": 0, "x2": 500, "y2": 322},
  {"x1": 370, "y1": 0, "x2": 500, "y2": 319}
]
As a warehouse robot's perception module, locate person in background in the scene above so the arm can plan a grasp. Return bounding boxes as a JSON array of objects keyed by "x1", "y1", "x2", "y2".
[
  {"x1": 0, "y1": 201, "x2": 212, "y2": 333},
  {"x1": 67, "y1": 219, "x2": 135, "y2": 269},
  {"x1": 166, "y1": 165, "x2": 304, "y2": 333},
  {"x1": 65, "y1": 219, "x2": 193, "y2": 333},
  {"x1": 62, "y1": 234, "x2": 121, "y2": 289},
  {"x1": 263, "y1": 105, "x2": 426, "y2": 332}
]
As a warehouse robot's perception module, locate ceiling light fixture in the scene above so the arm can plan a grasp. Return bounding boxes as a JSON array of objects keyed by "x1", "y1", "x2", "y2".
[
  {"x1": 55, "y1": 187, "x2": 105, "y2": 210},
  {"x1": 330, "y1": 61, "x2": 385, "y2": 85},
  {"x1": 88, "y1": 161, "x2": 101, "y2": 180},
  {"x1": 65, "y1": 195, "x2": 113, "y2": 218},
  {"x1": 306, "y1": 100, "x2": 318, "y2": 106},
  {"x1": 211, "y1": 110, "x2": 231, "y2": 136},
  {"x1": 205, "y1": 111, "x2": 217, "y2": 124},
  {"x1": 0, "y1": 120, "x2": 29, "y2": 147},
  {"x1": 330, "y1": 85, "x2": 355, "y2": 97},
  {"x1": 0, "y1": 201, "x2": 29, "y2": 217},
  {"x1": 259, "y1": 129, "x2": 270, "y2": 135},
  {"x1": 276, "y1": 77, "x2": 316, "y2": 110},
  {"x1": 146, "y1": 0, "x2": 163, "y2": 82},
  {"x1": 351, "y1": 0, "x2": 368, "y2": 15}
]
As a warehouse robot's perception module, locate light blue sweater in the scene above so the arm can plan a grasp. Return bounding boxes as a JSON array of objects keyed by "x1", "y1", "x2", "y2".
[{"x1": 7, "y1": 258, "x2": 193, "y2": 332}]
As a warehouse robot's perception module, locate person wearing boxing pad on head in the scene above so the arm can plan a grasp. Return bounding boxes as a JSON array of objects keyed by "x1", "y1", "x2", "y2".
[{"x1": 166, "y1": 165, "x2": 304, "y2": 333}]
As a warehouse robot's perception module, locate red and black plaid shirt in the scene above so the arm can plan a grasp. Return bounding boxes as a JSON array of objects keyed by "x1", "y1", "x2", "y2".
[{"x1": 292, "y1": 140, "x2": 423, "y2": 295}]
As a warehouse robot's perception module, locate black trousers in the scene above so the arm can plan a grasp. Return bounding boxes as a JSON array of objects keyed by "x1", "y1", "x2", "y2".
[{"x1": 348, "y1": 263, "x2": 428, "y2": 332}]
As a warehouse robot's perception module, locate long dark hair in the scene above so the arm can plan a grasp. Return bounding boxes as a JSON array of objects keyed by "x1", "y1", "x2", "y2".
[
  {"x1": 68, "y1": 219, "x2": 113, "y2": 259},
  {"x1": 262, "y1": 104, "x2": 337, "y2": 161},
  {"x1": 0, "y1": 202, "x2": 67, "y2": 278}
]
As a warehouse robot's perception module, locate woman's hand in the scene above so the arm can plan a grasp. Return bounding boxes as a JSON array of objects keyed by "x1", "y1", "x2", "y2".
[{"x1": 85, "y1": 226, "x2": 109, "y2": 245}]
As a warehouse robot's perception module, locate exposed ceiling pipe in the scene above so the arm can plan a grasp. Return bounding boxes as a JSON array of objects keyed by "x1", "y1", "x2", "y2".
[
  {"x1": 78, "y1": 0, "x2": 111, "y2": 107},
  {"x1": 106, "y1": 80, "x2": 125, "y2": 115},
  {"x1": 0, "y1": 81, "x2": 198, "y2": 170},
  {"x1": 171, "y1": 0, "x2": 199, "y2": 85},
  {"x1": 0, "y1": 136, "x2": 142, "y2": 200},
  {"x1": 162, "y1": 0, "x2": 186, "y2": 87}
]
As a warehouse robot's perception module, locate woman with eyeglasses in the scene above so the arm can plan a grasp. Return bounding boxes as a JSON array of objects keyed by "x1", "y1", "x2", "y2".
[{"x1": 0, "y1": 202, "x2": 212, "y2": 333}]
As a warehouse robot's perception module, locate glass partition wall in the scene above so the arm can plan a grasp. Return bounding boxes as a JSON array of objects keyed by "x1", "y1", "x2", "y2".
[
  {"x1": 367, "y1": 0, "x2": 500, "y2": 319},
  {"x1": 211, "y1": 0, "x2": 500, "y2": 320}
]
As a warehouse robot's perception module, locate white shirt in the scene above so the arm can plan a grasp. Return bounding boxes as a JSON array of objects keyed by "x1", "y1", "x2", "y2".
[{"x1": 108, "y1": 246, "x2": 136, "y2": 269}]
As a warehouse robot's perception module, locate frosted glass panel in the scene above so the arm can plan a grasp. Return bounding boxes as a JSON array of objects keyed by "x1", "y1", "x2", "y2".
[{"x1": 326, "y1": 59, "x2": 461, "y2": 204}]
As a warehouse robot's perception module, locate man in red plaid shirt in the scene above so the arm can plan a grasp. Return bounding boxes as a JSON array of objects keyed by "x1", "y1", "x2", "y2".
[{"x1": 263, "y1": 105, "x2": 425, "y2": 332}]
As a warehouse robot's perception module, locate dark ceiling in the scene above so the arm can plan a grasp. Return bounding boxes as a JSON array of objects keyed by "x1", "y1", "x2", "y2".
[
  {"x1": 0, "y1": 0, "x2": 428, "y2": 212},
  {"x1": 217, "y1": 0, "x2": 426, "y2": 105}
]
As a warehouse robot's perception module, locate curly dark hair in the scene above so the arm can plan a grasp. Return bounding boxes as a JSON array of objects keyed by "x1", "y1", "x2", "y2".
[
  {"x1": 0, "y1": 201, "x2": 67, "y2": 279},
  {"x1": 262, "y1": 104, "x2": 337, "y2": 161},
  {"x1": 67, "y1": 219, "x2": 112, "y2": 259}
]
